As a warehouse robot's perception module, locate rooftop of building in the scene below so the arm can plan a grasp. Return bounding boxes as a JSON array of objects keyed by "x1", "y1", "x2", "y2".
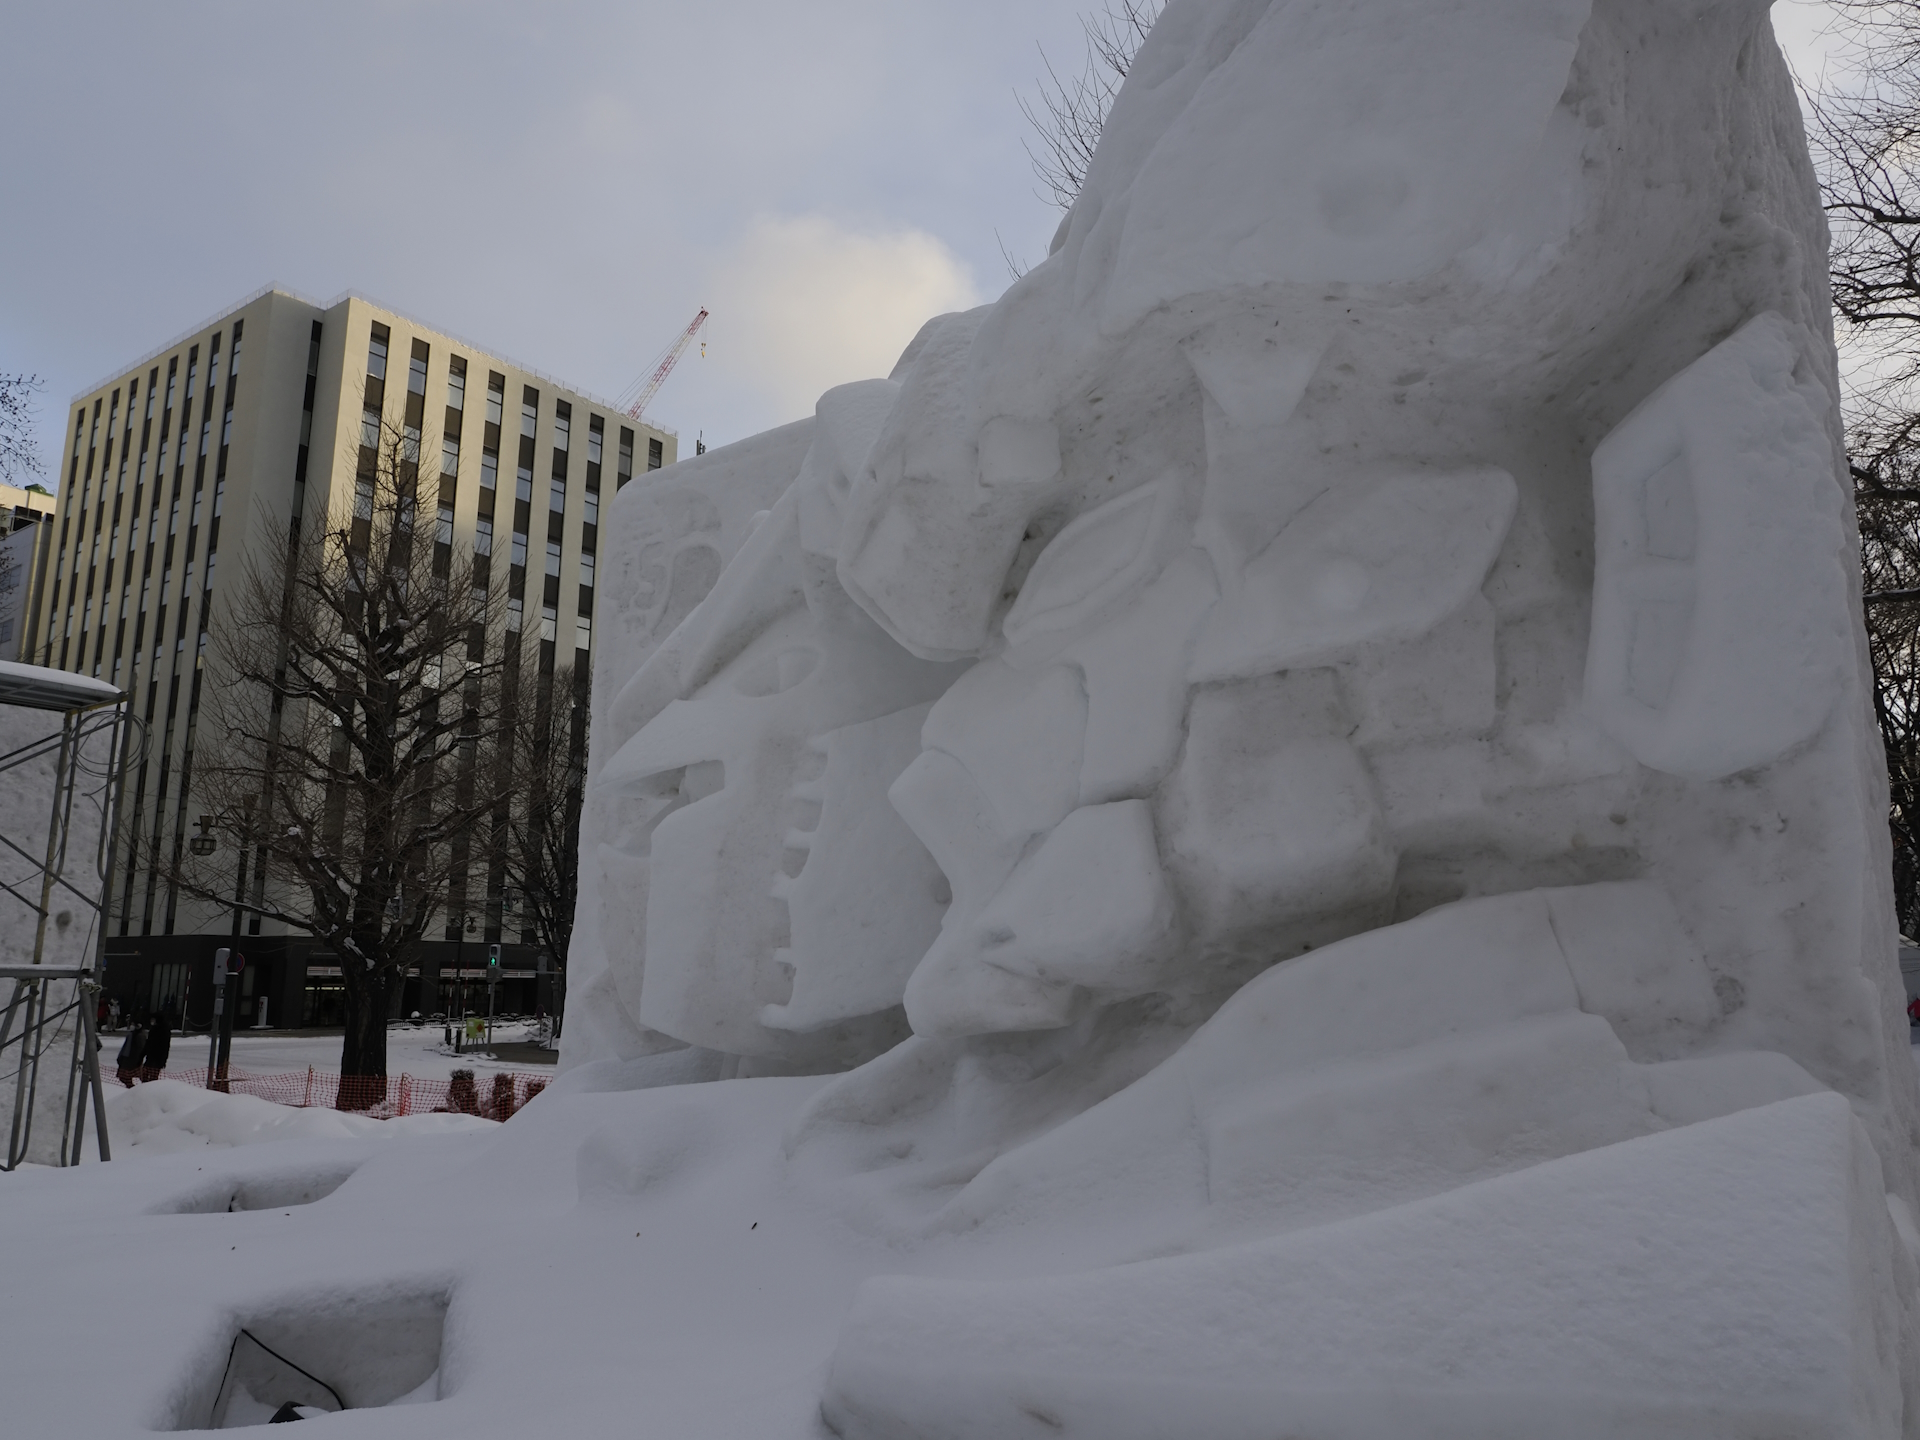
[
  {"x1": 70, "y1": 283, "x2": 676, "y2": 439},
  {"x1": 0, "y1": 482, "x2": 56, "y2": 515}
]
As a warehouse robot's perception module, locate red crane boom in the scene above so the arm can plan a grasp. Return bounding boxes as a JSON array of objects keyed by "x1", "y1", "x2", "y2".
[{"x1": 620, "y1": 308, "x2": 709, "y2": 422}]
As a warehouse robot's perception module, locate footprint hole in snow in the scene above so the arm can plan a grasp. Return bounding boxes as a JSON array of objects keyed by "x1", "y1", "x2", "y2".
[{"x1": 150, "y1": 1160, "x2": 364, "y2": 1216}]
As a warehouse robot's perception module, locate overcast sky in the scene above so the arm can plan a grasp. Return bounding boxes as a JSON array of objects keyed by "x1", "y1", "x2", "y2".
[{"x1": 0, "y1": 2, "x2": 1857, "y2": 488}]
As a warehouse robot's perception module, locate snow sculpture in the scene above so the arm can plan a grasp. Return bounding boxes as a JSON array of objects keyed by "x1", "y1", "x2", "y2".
[
  {"x1": 570, "y1": 0, "x2": 1920, "y2": 1430},
  {"x1": 576, "y1": 384, "x2": 966, "y2": 1071}
]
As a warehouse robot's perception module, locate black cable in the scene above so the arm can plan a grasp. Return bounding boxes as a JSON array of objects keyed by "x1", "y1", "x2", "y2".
[{"x1": 209, "y1": 1327, "x2": 346, "y2": 1425}]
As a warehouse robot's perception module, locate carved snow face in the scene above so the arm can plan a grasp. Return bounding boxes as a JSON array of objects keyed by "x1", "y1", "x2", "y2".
[
  {"x1": 596, "y1": 385, "x2": 964, "y2": 1062},
  {"x1": 826, "y1": 294, "x2": 1526, "y2": 1044}
]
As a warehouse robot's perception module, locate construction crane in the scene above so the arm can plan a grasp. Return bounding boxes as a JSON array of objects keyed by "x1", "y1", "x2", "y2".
[{"x1": 619, "y1": 308, "x2": 709, "y2": 422}]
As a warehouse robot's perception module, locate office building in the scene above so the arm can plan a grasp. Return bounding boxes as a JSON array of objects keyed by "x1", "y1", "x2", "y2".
[
  {"x1": 1, "y1": 482, "x2": 55, "y2": 659},
  {"x1": 24, "y1": 286, "x2": 676, "y2": 1026}
]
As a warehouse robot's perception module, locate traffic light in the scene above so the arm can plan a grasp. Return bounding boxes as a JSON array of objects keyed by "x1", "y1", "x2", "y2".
[{"x1": 488, "y1": 945, "x2": 500, "y2": 983}]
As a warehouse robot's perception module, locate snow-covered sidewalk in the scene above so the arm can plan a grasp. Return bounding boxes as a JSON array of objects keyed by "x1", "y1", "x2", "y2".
[{"x1": 106, "y1": 1019, "x2": 554, "y2": 1082}]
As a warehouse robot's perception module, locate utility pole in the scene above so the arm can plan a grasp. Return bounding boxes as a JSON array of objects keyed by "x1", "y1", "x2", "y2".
[
  {"x1": 206, "y1": 949, "x2": 242, "y2": 1091},
  {"x1": 218, "y1": 951, "x2": 242, "y2": 1086}
]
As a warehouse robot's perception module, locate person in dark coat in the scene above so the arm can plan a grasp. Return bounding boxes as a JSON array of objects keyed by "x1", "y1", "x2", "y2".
[
  {"x1": 115, "y1": 1014, "x2": 148, "y2": 1088},
  {"x1": 141, "y1": 1006, "x2": 174, "y2": 1081}
]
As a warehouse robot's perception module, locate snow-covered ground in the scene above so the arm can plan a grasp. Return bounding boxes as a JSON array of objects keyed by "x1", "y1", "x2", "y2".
[
  {"x1": 3, "y1": 1039, "x2": 1916, "y2": 1436},
  {"x1": 0, "y1": 1065, "x2": 859, "y2": 1435}
]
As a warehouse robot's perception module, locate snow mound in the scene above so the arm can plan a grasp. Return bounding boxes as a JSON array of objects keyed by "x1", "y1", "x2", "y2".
[
  {"x1": 823, "y1": 1094, "x2": 1905, "y2": 1440},
  {"x1": 98, "y1": 1080, "x2": 494, "y2": 1158}
]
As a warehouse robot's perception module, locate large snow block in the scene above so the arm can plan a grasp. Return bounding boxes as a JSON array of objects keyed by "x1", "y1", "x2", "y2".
[{"x1": 822, "y1": 1094, "x2": 1903, "y2": 1440}]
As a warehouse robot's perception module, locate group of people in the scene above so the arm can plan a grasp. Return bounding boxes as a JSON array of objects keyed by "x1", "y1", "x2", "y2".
[{"x1": 111, "y1": 1005, "x2": 174, "y2": 1086}]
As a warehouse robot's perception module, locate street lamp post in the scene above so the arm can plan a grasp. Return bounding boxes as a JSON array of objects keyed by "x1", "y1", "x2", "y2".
[
  {"x1": 486, "y1": 943, "x2": 499, "y2": 1046},
  {"x1": 449, "y1": 914, "x2": 474, "y2": 1052}
]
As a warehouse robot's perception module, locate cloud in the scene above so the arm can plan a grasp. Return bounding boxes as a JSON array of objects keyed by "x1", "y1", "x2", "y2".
[{"x1": 706, "y1": 214, "x2": 981, "y2": 423}]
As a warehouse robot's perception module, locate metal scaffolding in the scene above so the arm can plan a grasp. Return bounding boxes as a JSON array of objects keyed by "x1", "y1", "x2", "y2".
[{"x1": 0, "y1": 660, "x2": 136, "y2": 1168}]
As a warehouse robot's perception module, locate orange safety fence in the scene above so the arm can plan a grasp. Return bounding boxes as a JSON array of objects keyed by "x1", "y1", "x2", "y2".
[{"x1": 121, "y1": 1064, "x2": 550, "y2": 1120}]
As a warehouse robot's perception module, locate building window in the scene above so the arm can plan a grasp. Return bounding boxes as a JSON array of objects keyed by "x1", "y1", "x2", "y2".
[
  {"x1": 506, "y1": 596, "x2": 523, "y2": 631},
  {"x1": 403, "y1": 423, "x2": 421, "y2": 463},
  {"x1": 583, "y1": 489, "x2": 599, "y2": 526},
  {"x1": 648, "y1": 437, "x2": 663, "y2": 469},
  {"x1": 230, "y1": 320, "x2": 242, "y2": 377},
  {"x1": 588, "y1": 417, "x2": 604, "y2": 466},
  {"x1": 579, "y1": 551, "x2": 595, "y2": 587},
  {"x1": 540, "y1": 604, "x2": 557, "y2": 642},
  {"x1": 447, "y1": 358, "x2": 466, "y2": 410},
  {"x1": 199, "y1": 419, "x2": 210, "y2": 457},
  {"x1": 480, "y1": 449, "x2": 498, "y2": 490},
  {"x1": 545, "y1": 539, "x2": 561, "y2": 577},
  {"x1": 220, "y1": 405, "x2": 232, "y2": 447},
  {"x1": 576, "y1": 615, "x2": 591, "y2": 650},
  {"x1": 554, "y1": 401, "x2": 570, "y2": 452},
  {"x1": 362, "y1": 406, "x2": 381, "y2": 449},
  {"x1": 408, "y1": 339, "x2": 429, "y2": 396},
  {"x1": 521, "y1": 389, "x2": 538, "y2": 439},
  {"x1": 549, "y1": 479, "x2": 565, "y2": 512},
  {"x1": 442, "y1": 434, "x2": 460, "y2": 475},
  {"x1": 436, "y1": 502, "x2": 454, "y2": 545},
  {"x1": 486, "y1": 374, "x2": 504, "y2": 428},
  {"x1": 213, "y1": 480, "x2": 225, "y2": 518},
  {"x1": 474, "y1": 517, "x2": 493, "y2": 556},
  {"x1": 510, "y1": 530, "x2": 527, "y2": 568},
  {"x1": 368, "y1": 323, "x2": 389, "y2": 380},
  {"x1": 355, "y1": 477, "x2": 374, "y2": 520},
  {"x1": 516, "y1": 464, "x2": 532, "y2": 503},
  {"x1": 617, "y1": 427, "x2": 634, "y2": 489}
]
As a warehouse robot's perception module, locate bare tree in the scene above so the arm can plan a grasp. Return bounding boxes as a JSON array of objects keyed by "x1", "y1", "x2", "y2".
[
  {"x1": 495, "y1": 660, "x2": 588, "y2": 1033},
  {"x1": 173, "y1": 415, "x2": 513, "y2": 1102},
  {"x1": 1018, "y1": 1, "x2": 1163, "y2": 213},
  {"x1": 1809, "y1": 1, "x2": 1920, "y2": 934},
  {"x1": 1, "y1": 373, "x2": 46, "y2": 485}
]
